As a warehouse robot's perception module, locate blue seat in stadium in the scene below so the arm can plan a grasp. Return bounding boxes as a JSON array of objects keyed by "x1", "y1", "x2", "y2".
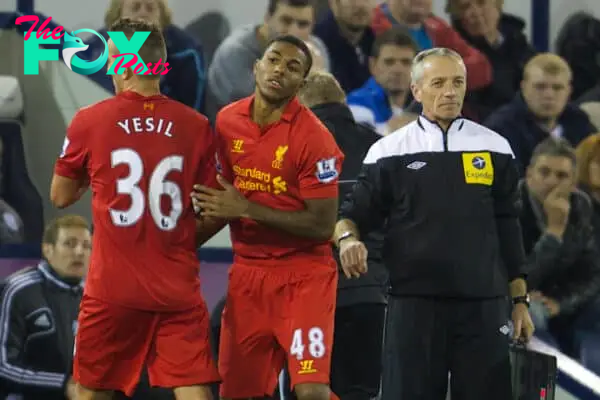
[{"x1": 577, "y1": 332, "x2": 600, "y2": 375}]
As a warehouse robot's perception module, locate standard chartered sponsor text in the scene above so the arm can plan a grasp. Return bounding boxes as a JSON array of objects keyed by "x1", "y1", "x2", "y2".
[{"x1": 233, "y1": 165, "x2": 287, "y2": 194}]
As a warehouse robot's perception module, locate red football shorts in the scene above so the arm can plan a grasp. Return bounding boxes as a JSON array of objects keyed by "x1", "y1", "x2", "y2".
[
  {"x1": 218, "y1": 263, "x2": 338, "y2": 398},
  {"x1": 73, "y1": 294, "x2": 220, "y2": 396}
]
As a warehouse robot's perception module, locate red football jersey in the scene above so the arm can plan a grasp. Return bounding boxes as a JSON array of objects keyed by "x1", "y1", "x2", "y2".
[
  {"x1": 54, "y1": 91, "x2": 217, "y2": 311},
  {"x1": 215, "y1": 96, "x2": 344, "y2": 267}
]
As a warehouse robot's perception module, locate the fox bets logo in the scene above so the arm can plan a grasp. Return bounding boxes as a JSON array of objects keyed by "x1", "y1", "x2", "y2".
[{"x1": 16, "y1": 15, "x2": 171, "y2": 76}]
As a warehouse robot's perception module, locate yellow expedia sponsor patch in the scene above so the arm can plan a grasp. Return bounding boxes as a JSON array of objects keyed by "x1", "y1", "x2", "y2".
[{"x1": 462, "y1": 152, "x2": 494, "y2": 185}]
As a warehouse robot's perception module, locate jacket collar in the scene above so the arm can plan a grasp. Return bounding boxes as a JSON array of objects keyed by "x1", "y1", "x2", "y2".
[
  {"x1": 37, "y1": 261, "x2": 84, "y2": 291},
  {"x1": 310, "y1": 102, "x2": 354, "y2": 122},
  {"x1": 513, "y1": 92, "x2": 582, "y2": 127},
  {"x1": 416, "y1": 114, "x2": 464, "y2": 134}
]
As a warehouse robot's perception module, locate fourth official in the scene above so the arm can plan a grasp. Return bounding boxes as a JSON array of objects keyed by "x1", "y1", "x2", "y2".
[{"x1": 333, "y1": 48, "x2": 535, "y2": 400}]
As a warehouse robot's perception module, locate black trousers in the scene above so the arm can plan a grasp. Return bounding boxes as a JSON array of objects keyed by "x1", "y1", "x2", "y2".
[
  {"x1": 331, "y1": 303, "x2": 386, "y2": 400},
  {"x1": 382, "y1": 297, "x2": 512, "y2": 400}
]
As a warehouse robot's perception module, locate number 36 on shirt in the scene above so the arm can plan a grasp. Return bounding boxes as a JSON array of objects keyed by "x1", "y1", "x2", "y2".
[{"x1": 110, "y1": 148, "x2": 183, "y2": 231}]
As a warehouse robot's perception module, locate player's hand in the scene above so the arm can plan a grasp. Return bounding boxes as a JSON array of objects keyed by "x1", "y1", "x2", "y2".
[
  {"x1": 339, "y1": 239, "x2": 368, "y2": 279},
  {"x1": 512, "y1": 303, "x2": 535, "y2": 343},
  {"x1": 65, "y1": 377, "x2": 77, "y2": 400},
  {"x1": 543, "y1": 183, "x2": 571, "y2": 238},
  {"x1": 192, "y1": 175, "x2": 249, "y2": 219}
]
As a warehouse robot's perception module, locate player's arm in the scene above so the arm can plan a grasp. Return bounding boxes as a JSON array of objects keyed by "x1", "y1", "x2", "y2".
[
  {"x1": 50, "y1": 176, "x2": 89, "y2": 209},
  {"x1": 243, "y1": 197, "x2": 338, "y2": 241},
  {"x1": 492, "y1": 153, "x2": 528, "y2": 298},
  {"x1": 193, "y1": 118, "x2": 229, "y2": 246},
  {"x1": 50, "y1": 111, "x2": 90, "y2": 208},
  {"x1": 195, "y1": 216, "x2": 227, "y2": 247},
  {"x1": 0, "y1": 285, "x2": 66, "y2": 392}
]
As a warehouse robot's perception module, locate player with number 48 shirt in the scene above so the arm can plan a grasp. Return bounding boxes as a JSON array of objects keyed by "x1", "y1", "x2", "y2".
[
  {"x1": 192, "y1": 35, "x2": 343, "y2": 400},
  {"x1": 50, "y1": 19, "x2": 219, "y2": 400}
]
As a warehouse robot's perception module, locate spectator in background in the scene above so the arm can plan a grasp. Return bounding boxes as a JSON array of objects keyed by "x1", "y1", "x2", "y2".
[
  {"x1": 371, "y1": 0, "x2": 492, "y2": 91},
  {"x1": 305, "y1": 39, "x2": 328, "y2": 71},
  {"x1": 575, "y1": 134, "x2": 600, "y2": 248},
  {"x1": 86, "y1": 0, "x2": 207, "y2": 112},
  {"x1": 556, "y1": 12, "x2": 600, "y2": 101},
  {"x1": 314, "y1": 0, "x2": 377, "y2": 93},
  {"x1": 346, "y1": 27, "x2": 418, "y2": 135},
  {"x1": 298, "y1": 71, "x2": 387, "y2": 400},
  {"x1": 0, "y1": 215, "x2": 90, "y2": 400},
  {"x1": 446, "y1": 0, "x2": 536, "y2": 120},
  {"x1": 520, "y1": 138, "x2": 600, "y2": 358},
  {"x1": 485, "y1": 53, "x2": 595, "y2": 175},
  {"x1": 206, "y1": 0, "x2": 329, "y2": 121}
]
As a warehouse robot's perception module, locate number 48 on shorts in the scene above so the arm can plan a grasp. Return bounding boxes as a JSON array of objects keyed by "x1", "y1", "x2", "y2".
[{"x1": 290, "y1": 327, "x2": 326, "y2": 360}]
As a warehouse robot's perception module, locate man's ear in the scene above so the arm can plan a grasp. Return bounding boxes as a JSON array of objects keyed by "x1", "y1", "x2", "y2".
[
  {"x1": 42, "y1": 243, "x2": 52, "y2": 261},
  {"x1": 368, "y1": 56, "x2": 377, "y2": 75},
  {"x1": 411, "y1": 83, "x2": 421, "y2": 103}
]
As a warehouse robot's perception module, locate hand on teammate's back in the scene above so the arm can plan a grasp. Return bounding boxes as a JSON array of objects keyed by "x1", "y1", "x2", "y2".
[
  {"x1": 339, "y1": 239, "x2": 368, "y2": 278},
  {"x1": 65, "y1": 377, "x2": 77, "y2": 400},
  {"x1": 192, "y1": 175, "x2": 249, "y2": 219}
]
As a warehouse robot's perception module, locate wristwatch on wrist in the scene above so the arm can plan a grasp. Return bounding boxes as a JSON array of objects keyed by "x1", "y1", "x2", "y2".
[
  {"x1": 336, "y1": 231, "x2": 355, "y2": 247},
  {"x1": 512, "y1": 295, "x2": 530, "y2": 308}
]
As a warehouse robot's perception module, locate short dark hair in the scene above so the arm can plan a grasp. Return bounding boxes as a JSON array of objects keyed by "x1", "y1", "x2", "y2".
[
  {"x1": 266, "y1": 35, "x2": 313, "y2": 77},
  {"x1": 371, "y1": 27, "x2": 419, "y2": 58},
  {"x1": 43, "y1": 215, "x2": 90, "y2": 245},
  {"x1": 530, "y1": 137, "x2": 577, "y2": 168},
  {"x1": 267, "y1": 0, "x2": 313, "y2": 15},
  {"x1": 109, "y1": 18, "x2": 167, "y2": 78}
]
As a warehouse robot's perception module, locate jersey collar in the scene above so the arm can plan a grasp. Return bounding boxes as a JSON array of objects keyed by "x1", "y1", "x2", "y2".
[
  {"x1": 240, "y1": 95, "x2": 302, "y2": 123},
  {"x1": 118, "y1": 90, "x2": 167, "y2": 102}
]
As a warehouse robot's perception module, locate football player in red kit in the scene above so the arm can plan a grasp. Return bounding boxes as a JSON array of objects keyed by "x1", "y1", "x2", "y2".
[
  {"x1": 50, "y1": 19, "x2": 219, "y2": 400},
  {"x1": 192, "y1": 35, "x2": 344, "y2": 400}
]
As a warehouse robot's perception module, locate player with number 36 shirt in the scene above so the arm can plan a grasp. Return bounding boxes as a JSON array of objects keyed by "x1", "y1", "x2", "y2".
[{"x1": 51, "y1": 19, "x2": 219, "y2": 399}]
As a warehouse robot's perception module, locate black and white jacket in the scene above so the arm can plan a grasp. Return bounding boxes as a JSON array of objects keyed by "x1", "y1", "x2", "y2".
[
  {"x1": 0, "y1": 262, "x2": 82, "y2": 400},
  {"x1": 340, "y1": 115, "x2": 527, "y2": 298}
]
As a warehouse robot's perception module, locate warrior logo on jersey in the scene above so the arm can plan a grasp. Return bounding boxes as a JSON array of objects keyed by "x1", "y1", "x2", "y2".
[{"x1": 315, "y1": 158, "x2": 338, "y2": 183}]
